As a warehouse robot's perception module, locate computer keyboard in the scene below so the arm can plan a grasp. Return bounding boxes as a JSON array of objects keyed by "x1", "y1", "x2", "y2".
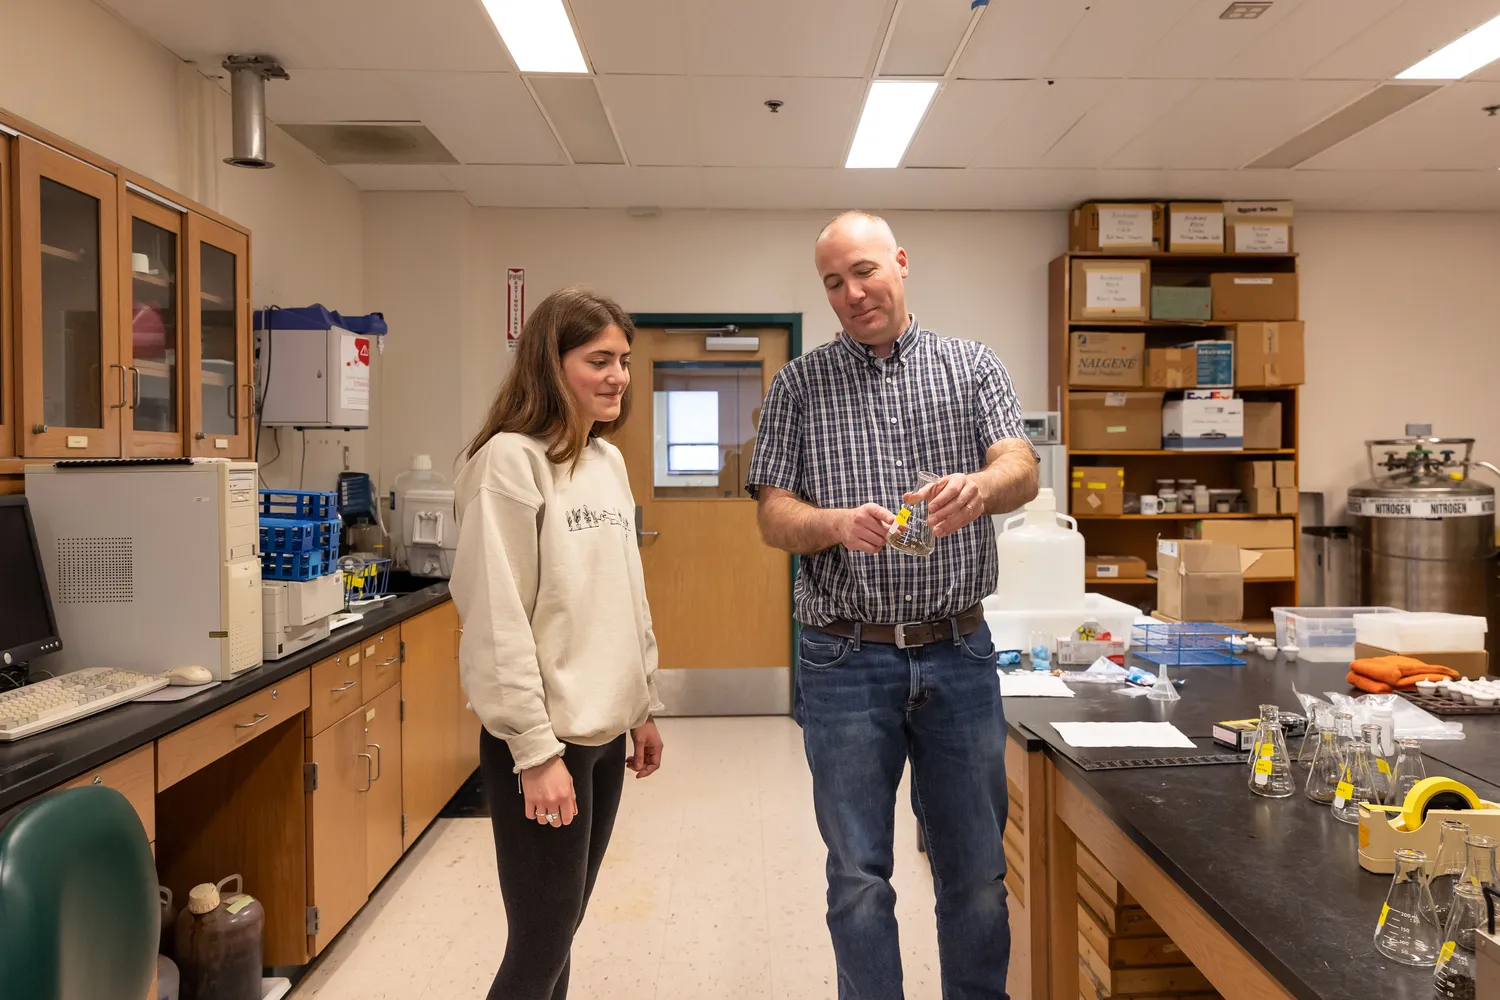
[{"x1": 0, "y1": 668, "x2": 170, "y2": 741}]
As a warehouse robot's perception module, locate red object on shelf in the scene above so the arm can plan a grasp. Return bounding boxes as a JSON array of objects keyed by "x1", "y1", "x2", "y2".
[{"x1": 132, "y1": 301, "x2": 166, "y2": 355}]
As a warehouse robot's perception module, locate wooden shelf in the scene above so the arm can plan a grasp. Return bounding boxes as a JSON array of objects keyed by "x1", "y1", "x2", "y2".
[
  {"x1": 1067, "y1": 251, "x2": 1298, "y2": 260},
  {"x1": 201, "y1": 290, "x2": 229, "y2": 306},
  {"x1": 132, "y1": 271, "x2": 171, "y2": 289},
  {"x1": 1067, "y1": 386, "x2": 1299, "y2": 393},
  {"x1": 41, "y1": 243, "x2": 83, "y2": 262},
  {"x1": 1074, "y1": 513, "x2": 1294, "y2": 521},
  {"x1": 1069, "y1": 448, "x2": 1296, "y2": 456},
  {"x1": 1086, "y1": 577, "x2": 1154, "y2": 585}
]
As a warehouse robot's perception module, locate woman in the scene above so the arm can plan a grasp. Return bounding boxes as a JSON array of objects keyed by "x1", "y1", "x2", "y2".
[{"x1": 450, "y1": 286, "x2": 666, "y2": 1000}]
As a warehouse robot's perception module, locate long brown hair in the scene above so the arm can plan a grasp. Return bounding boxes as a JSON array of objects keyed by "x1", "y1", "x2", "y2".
[{"x1": 465, "y1": 286, "x2": 635, "y2": 467}]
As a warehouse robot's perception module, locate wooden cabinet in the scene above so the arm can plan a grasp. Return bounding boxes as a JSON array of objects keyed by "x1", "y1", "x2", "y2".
[
  {"x1": 157, "y1": 671, "x2": 310, "y2": 791},
  {"x1": 61, "y1": 743, "x2": 156, "y2": 843},
  {"x1": 0, "y1": 134, "x2": 14, "y2": 459},
  {"x1": 120, "y1": 191, "x2": 185, "y2": 457},
  {"x1": 360, "y1": 627, "x2": 401, "y2": 700},
  {"x1": 400, "y1": 601, "x2": 464, "y2": 850},
  {"x1": 308, "y1": 648, "x2": 363, "y2": 737},
  {"x1": 15, "y1": 136, "x2": 122, "y2": 458},
  {"x1": 185, "y1": 214, "x2": 252, "y2": 459},
  {"x1": 364, "y1": 683, "x2": 404, "y2": 892},
  {"x1": 305, "y1": 706, "x2": 369, "y2": 956}
]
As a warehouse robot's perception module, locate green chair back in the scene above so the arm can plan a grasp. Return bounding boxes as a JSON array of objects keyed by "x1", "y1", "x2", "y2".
[{"x1": 0, "y1": 786, "x2": 158, "y2": 1000}]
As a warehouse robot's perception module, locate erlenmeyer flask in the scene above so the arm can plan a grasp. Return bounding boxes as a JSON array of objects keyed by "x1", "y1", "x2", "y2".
[
  {"x1": 1332, "y1": 729, "x2": 1377, "y2": 825},
  {"x1": 1360, "y1": 724, "x2": 1392, "y2": 806},
  {"x1": 1433, "y1": 881, "x2": 1488, "y2": 998},
  {"x1": 1461, "y1": 834, "x2": 1498, "y2": 890},
  {"x1": 1374, "y1": 848, "x2": 1442, "y2": 966},
  {"x1": 1248, "y1": 704, "x2": 1294, "y2": 798},
  {"x1": 1423, "y1": 820, "x2": 1469, "y2": 928},
  {"x1": 888, "y1": 471, "x2": 938, "y2": 557},
  {"x1": 1391, "y1": 738, "x2": 1426, "y2": 809},
  {"x1": 1304, "y1": 726, "x2": 1341, "y2": 804},
  {"x1": 1297, "y1": 705, "x2": 1330, "y2": 768}
]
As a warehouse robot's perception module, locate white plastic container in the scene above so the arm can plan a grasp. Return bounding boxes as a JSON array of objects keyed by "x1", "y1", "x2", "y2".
[
  {"x1": 992, "y1": 488, "x2": 1085, "y2": 611},
  {"x1": 1271, "y1": 606, "x2": 1400, "y2": 662},
  {"x1": 982, "y1": 592, "x2": 1140, "y2": 654},
  {"x1": 403, "y1": 487, "x2": 457, "y2": 579},
  {"x1": 1354, "y1": 612, "x2": 1489, "y2": 653},
  {"x1": 391, "y1": 455, "x2": 450, "y2": 571}
]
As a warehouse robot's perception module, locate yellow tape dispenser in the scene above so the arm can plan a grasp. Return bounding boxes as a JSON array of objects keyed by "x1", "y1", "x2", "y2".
[{"x1": 1358, "y1": 777, "x2": 1498, "y2": 875}]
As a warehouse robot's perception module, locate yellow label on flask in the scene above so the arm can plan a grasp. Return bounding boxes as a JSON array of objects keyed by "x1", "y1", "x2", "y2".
[
  {"x1": 1378, "y1": 904, "x2": 1390, "y2": 928},
  {"x1": 1254, "y1": 758, "x2": 1273, "y2": 775},
  {"x1": 1260, "y1": 742, "x2": 1275, "y2": 757},
  {"x1": 1377, "y1": 759, "x2": 1391, "y2": 775},
  {"x1": 1439, "y1": 941, "x2": 1456, "y2": 964},
  {"x1": 1335, "y1": 781, "x2": 1354, "y2": 800}
]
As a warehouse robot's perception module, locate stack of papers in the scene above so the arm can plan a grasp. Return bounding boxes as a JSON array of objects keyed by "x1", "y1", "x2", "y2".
[
  {"x1": 999, "y1": 673, "x2": 1076, "y2": 698},
  {"x1": 1050, "y1": 722, "x2": 1196, "y2": 748}
]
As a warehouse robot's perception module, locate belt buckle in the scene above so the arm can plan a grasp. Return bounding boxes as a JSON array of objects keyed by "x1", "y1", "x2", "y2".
[{"x1": 893, "y1": 623, "x2": 923, "y2": 649}]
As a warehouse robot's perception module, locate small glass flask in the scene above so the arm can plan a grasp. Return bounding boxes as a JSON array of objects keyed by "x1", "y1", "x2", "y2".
[
  {"x1": 1391, "y1": 738, "x2": 1427, "y2": 808},
  {"x1": 1433, "y1": 881, "x2": 1488, "y2": 998},
  {"x1": 887, "y1": 471, "x2": 938, "y2": 557},
  {"x1": 1423, "y1": 820, "x2": 1470, "y2": 929},
  {"x1": 1331, "y1": 726, "x2": 1378, "y2": 825},
  {"x1": 1296, "y1": 705, "x2": 1330, "y2": 768},
  {"x1": 1247, "y1": 704, "x2": 1294, "y2": 798},
  {"x1": 1304, "y1": 722, "x2": 1342, "y2": 804},
  {"x1": 1461, "y1": 833, "x2": 1498, "y2": 891},
  {"x1": 1373, "y1": 848, "x2": 1443, "y2": 967}
]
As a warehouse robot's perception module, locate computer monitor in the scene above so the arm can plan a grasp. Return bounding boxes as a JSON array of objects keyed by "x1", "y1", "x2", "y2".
[{"x1": 0, "y1": 495, "x2": 62, "y2": 669}]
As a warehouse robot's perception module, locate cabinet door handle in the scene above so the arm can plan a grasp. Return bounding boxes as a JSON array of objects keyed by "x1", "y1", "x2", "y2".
[
  {"x1": 235, "y1": 712, "x2": 270, "y2": 730},
  {"x1": 227, "y1": 380, "x2": 237, "y2": 419},
  {"x1": 129, "y1": 366, "x2": 142, "y2": 409},
  {"x1": 242, "y1": 383, "x2": 254, "y2": 425},
  {"x1": 110, "y1": 363, "x2": 128, "y2": 409},
  {"x1": 376, "y1": 656, "x2": 399, "y2": 667},
  {"x1": 367, "y1": 742, "x2": 383, "y2": 781},
  {"x1": 331, "y1": 680, "x2": 357, "y2": 693},
  {"x1": 358, "y1": 752, "x2": 373, "y2": 792}
]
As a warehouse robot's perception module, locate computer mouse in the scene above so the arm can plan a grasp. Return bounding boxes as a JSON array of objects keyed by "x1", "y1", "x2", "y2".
[{"x1": 166, "y1": 665, "x2": 213, "y2": 686}]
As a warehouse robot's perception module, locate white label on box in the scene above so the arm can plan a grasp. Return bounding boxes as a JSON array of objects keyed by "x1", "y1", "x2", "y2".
[
  {"x1": 1172, "y1": 211, "x2": 1224, "y2": 244},
  {"x1": 1085, "y1": 270, "x2": 1142, "y2": 311},
  {"x1": 1347, "y1": 495, "x2": 1496, "y2": 519},
  {"x1": 1159, "y1": 540, "x2": 1179, "y2": 557},
  {"x1": 1096, "y1": 564, "x2": 1120, "y2": 578},
  {"x1": 1105, "y1": 392, "x2": 1127, "y2": 407},
  {"x1": 339, "y1": 333, "x2": 371, "y2": 411},
  {"x1": 1097, "y1": 209, "x2": 1154, "y2": 247},
  {"x1": 1235, "y1": 223, "x2": 1290, "y2": 254},
  {"x1": 1234, "y1": 277, "x2": 1274, "y2": 285}
]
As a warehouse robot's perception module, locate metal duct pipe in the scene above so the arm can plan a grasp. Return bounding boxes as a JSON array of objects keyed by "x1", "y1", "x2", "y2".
[{"x1": 222, "y1": 55, "x2": 289, "y2": 169}]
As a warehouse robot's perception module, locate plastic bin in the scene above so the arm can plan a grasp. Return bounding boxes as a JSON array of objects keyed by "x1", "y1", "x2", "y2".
[
  {"x1": 261, "y1": 549, "x2": 336, "y2": 582},
  {"x1": 259, "y1": 519, "x2": 341, "y2": 555},
  {"x1": 259, "y1": 489, "x2": 338, "y2": 521},
  {"x1": 981, "y1": 592, "x2": 1141, "y2": 653},
  {"x1": 1354, "y1": 612, "x2": 1488, "y2": 654},
  {"x1": 1272, "y1": 606, "x2": 1401, "y2": 662}
]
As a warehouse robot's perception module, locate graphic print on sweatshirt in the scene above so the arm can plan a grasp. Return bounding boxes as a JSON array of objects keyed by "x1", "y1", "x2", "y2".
[{"x1": 566, "y1": 506, "x2": 631, "y2": 532}]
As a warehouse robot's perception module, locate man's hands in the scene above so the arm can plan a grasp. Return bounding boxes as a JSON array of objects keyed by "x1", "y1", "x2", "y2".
[
  {"x1": 836, "y1": 503, "x2": 896, "y2": 554},
  {"x1": 906, "y1": 473, "x2": 985, "y2": 538}
]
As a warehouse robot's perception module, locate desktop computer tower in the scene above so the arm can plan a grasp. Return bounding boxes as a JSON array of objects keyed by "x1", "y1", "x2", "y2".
[{"x1": 24, "y1": 460, "x2": 263, "y2": 679}]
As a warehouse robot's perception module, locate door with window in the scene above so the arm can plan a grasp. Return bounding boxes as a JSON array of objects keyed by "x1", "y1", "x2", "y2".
[
  {"x1": 612, "y1": 325, "x2": 793, "y2": 714},
  {"x1": 121, "y1": 193, "x2": 185, "y2": 456},
  {"x1": 185, "y1": 214, "x2": 252, "y2": 458}
]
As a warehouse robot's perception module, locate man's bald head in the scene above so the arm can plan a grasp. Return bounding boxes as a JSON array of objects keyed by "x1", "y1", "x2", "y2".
[{"x1": 813, "y1": 210, "x2": 910, "y2": 356}]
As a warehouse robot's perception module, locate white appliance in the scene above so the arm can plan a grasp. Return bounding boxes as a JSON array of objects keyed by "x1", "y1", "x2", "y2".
[
  {"x1": 24, "y1": 459, "x2": 263, "y2": 680},
  {"x1": 263, "y1": 572, "x2": 345, "y2": 660},
  {"x1": 403, "y1": 488, "x2": 457, "y2": 578},
  {"x1": 995, "y1": 411, "x2": 1068, "y2": 529},
  {"x1": 257, "y1": 322, "x2": 376, "y2": 429}
]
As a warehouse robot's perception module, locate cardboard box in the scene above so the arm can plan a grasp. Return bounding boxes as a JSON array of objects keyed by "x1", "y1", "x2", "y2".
[
  {"x1": 1245, "y1": 487, "x2": 1279, "y2": 514},
  {"x1": 1168, "y1": 201, "x2": 1225, "y2": 253},
  {"x1": 1087, "y1": 555, "x2": 1148, "y2": 579},
  {"x1": 1225, "y1": 201, "x2": 1294, "y2": 254},
  {"x1": 1278, "y1": 487, "x2": 1298, "y2": 515},
  {"x1": 1243, "y1": 401, "x2": 1283, "y2": 450},
  {"x1": 1146, "y1": 343, "x2": 1233, "y2": 388},
  {"x1": 1069, "y1": 392, "x2": 1162, "y2": 450},
  {"x1": 1238, "y1": 460, "x2": 1275, "y2": 490},
  {"x1": 1245, "y1": 547, "x2": 1295, "y2": 580},
  {"x1": 1274, "y1": 459, "x2": 1297, "y2": 488},
  {"x1": 1231, "y1": 321, "x2": 1305, "y2": 387},
  {"x1": 1070, "y1": 331, "x2": 1145, "y2": 387},
  {"x1": 1184, "y1": 518, "x2": 1296, "y2": 549},
  {"x1": 1354, "y1": 643, "x2": 1492, "y2": 680},
  {"x1": 1071, "y1": 260, "x2": 1150, "y2": 321},
  {"x1": 1150, "y1": 284, "x2": 1212, "y2": 321},
  {"x1": 1069, "y1": 202, "x2": 1163, "y2": 251},
  {"x1": 1211, "y1": 272, "x2": 1299, "y2": 321},
  {"x1": 1162, "y1": 397, "x2": 1244, "y2": 450},
  {"x1": 1157, "y1": 539, "x2": 1255, "y2": 622},
  {"x1": 1072, "y1": 466, "x2": 1125, "y2": 516}
]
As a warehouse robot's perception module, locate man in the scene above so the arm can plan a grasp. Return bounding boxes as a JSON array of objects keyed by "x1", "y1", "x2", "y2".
[{"x1": 746, "y1": 211, "x2": 1038, "y2": 1000}]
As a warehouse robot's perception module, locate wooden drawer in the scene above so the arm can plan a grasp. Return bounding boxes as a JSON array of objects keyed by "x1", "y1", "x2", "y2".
[
  {"x1": 157, "y1": 671, "x2": 310, "y2": 790},
  {"x1": 309, "y1": 648, "x2": 363, "y2": 736},
  {"x1": 64, "y1": 744, "x2": 156, "y2": 842},
  {"x1": 360, "y1": 627, "x2": 401, "y2": 700}
]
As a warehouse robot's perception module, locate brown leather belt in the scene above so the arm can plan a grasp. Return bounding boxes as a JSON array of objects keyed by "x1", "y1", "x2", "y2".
[{"x1": 818, "y1": 604, "x2": 985, "y2": 649}]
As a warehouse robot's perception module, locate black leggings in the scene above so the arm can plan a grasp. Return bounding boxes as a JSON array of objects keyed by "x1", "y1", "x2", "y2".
[{"x1": 480, "y1": 729, "x2": 627, "y2": 1000}]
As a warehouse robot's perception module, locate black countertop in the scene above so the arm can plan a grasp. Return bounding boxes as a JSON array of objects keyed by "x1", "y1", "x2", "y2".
[
  {"x1": 1001, "y1": 654, "x2": 1500, "y2": 1000},
  {"x1": 0, "y1": 584, "x2": 451, "y2": 814}
]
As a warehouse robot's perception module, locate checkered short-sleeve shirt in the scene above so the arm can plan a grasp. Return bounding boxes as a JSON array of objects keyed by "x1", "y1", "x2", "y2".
[{"x1": 746, "y1": 317, "x2": 1033, "y2": 627}]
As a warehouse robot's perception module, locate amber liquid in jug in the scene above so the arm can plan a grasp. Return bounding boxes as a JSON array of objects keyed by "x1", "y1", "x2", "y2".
[{"x1": 175, "y1": 875, "x2": 265, "y2": 1000}]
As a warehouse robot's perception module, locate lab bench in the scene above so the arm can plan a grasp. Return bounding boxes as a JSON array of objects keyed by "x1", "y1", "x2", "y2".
[
  {"x1": 998, "y1": 655, "x2": 1500, "y2": 1000},
  {"x1": 0, "y1": 583, "x2": 477, "y2": 978}
]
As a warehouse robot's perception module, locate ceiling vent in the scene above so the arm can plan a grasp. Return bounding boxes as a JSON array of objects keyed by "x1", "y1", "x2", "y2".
[
  {"x1": 223, "y1": 55, "x2": 289, "y2": 169},
  {"x1": 1220, "y1": 2, "x2": 1272, "y2": 19},
  {"x1": 277, "y1": 122, "x2": 459, "y2": 166}
]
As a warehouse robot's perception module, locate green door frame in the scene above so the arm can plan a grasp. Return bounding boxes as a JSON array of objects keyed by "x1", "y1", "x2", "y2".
[{"x1": 628, "y1": 312, "x2": 804, "y2": 706}]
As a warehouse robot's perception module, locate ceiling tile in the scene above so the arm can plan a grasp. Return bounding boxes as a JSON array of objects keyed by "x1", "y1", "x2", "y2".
[
  {"x1": 1041, "y1": 0, "x2": 1199, "y2": 79},
  {"x1": 1301, "y1": 81, "x2": 1500, "y2": 170},
  {"x1": 907, "y1": 79, "x2": 1109, "y2": 168},
  {"x1": 443, "y1": 165, "x2": 587, "y2": 207},
  {"x1": 1129, "y1": 0, "x2": 1311, "y2": 79},
  {"x1": 595, "y1": 76, "x2": 700, "y2": 166},
  {"x1": 334, "y1": 164, "x2": 456, "y2": 190},
  {"x1": 1307, "y1": 0, "x2": 1500, "y2": 81},
  {"x1": 882, "y1": 0, "x2": 976, "y2": 76},
  {"x1": 1219, "y1": 0, "x2": 1405, "y2": 79},
  {"x1": 266, "y1": 70, "x2": 417, "y2": 122},
  {"x1": 1338, "y1": 170, "x2": 1500, "y2": 210},
  {"x1": 571, "y1": 0, "x2": 890, "y2": 77},
  {"x1": 956, "y1": 0, "x2": 1091, "y2": 80},
  {"x1": 572, "y1": 166, "x2": 707, "y2": 208},
  {"x1": 1108, "y1": 79, "x2": 1372, "y2": 169},
  {"x1": 529, "y1": 77, "x2": 624, "y2": 165},
  {"x1": 1040, "y1": 78, "x2": 1198, "y2": 167}
]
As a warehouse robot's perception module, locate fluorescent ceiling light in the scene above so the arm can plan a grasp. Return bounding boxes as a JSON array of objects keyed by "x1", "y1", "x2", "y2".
[
  {"x1": 1396, "y1": 12, "x2": 1500, "y2": 80},
  {"x1": 480, "y1": 0, "x2": 588, "y2": 73},
  {"x1": 846, "y1": 80, "x2": 939, "y2": 169}
]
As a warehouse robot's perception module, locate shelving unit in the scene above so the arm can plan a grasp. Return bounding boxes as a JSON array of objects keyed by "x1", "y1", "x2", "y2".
[{"x1": 1049, "y1": 236, "x2": 1301, "y2": 621}]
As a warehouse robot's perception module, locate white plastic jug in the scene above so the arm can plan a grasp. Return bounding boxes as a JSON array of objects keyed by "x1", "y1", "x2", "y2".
[
  {"x1": 992, "y1": 488, "x2": 1086, "y2": 611},
  {"x1": 391, "y1": 455, "x2": 450, "y2": 570}
]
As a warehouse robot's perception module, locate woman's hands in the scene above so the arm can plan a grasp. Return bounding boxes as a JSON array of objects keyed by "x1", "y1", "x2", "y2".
[
  {"x1": 521, "y1": 756, "x2": 576, "y2": 827},
  {"x1": 628, "y1": 720, "x2": 665, "y2": 778}
]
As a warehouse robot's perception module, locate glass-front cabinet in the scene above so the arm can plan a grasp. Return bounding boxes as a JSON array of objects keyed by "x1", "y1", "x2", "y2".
[
  {"x1": 122, "y1": 194, "x2": 184, "y2": 456},
  {"x1": 185, "y1": 214, "x2": 252, "y2": 458},
  {"x1": 16, "y1": 137, "x2": 121, "y2": 458}
]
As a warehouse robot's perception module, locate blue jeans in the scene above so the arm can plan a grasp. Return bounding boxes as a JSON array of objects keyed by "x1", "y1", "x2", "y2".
[{"x1": 796, "y1": 622, "x2": 1010, "y2": 1000}]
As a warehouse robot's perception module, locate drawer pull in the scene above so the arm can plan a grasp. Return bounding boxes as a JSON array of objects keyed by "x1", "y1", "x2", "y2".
[
  {"x1": 331, "y1": 680, "x2": 357, "y2": 693},
  {"x1": 235, "y1": 712, "x2": 270, "y2": 730},
  {"x1": 376, "y1": 657, "x2": 399, "y2": 667},
  {"x1": 92, "y1": 776, "x2": 103, "y2": 785}
]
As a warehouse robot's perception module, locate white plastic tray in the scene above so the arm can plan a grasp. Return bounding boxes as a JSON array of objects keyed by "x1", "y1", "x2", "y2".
[{"x1": 982, "y1": 592, "x2": 1141, "y2": 653}]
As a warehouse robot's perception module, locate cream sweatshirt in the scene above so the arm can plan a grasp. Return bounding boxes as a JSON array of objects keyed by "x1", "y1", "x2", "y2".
[{"x1": 450, "y1": 433, "x2": 663, "y2": 772}]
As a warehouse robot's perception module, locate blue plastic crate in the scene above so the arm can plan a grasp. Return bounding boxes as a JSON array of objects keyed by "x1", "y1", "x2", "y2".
[
  {"x1": 259, "y1": 519, "x2": 341, "y2": 555},
  {"x1": 261, "y1": 549, "x2": 336, "y2": 582},
  {"x1": 260, "y1": 489, "x2": 338, "y2": 521},
  {"x1": 1132, "y1": 622, "x2": 1247, "y2": 666}
]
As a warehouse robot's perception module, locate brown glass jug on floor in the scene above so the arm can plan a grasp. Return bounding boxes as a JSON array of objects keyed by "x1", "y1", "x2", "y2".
[{"x1": 175, "y1": 874, "x2": 265, "y2": 1000}]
